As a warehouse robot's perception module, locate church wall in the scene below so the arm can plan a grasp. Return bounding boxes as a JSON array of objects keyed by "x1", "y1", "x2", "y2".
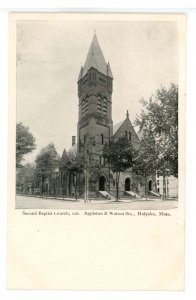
[
  {"x1": 109, "y1": 171, "x2": 156, "y2": 199},
  {"x1": 113, "y1": 118, "x2": 140, "y2": 151},
  {"x1": 72, "y1": 34, "x2": 157, "y2": 200}
]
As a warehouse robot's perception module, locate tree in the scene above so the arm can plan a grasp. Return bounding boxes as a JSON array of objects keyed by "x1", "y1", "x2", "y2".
[
  {"x1": 103, "y1": 136, "x2": 137, "y2": 201},
  {"x1": 35, "y1": 143, "x2": 59, "y2": 195},
  {"x1": 133, "y1": 133, "x2": 157, "y2": 200},
  {"x1": 135, "y1": 84, "x2": 178, "y2": 178},
  {"x1": 16, "y1": 163, "x2": 36, "y2": 194},
  {"x1": 67, "y1": 149, "x2": 85, "y2": 200},
  {"x1": 59, "y1": 149, "x2": 70, "y2": 195},
  {"x1": 16, "y1": 122, "x2": 36, "y2": 168}
]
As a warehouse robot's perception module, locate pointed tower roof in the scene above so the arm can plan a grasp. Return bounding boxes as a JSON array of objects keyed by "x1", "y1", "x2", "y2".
[
  {"x1": 81, "y1": 34, "x2": 113, "y2": 79},
  {"x1": 78, "y1": 66, "x2": 83, "y2": 81},
  {"x1": 107, "y1": 62, "x2": 113, "y2": 78},
  {"x1": 61, "y1": 149, "x2": 69, "y2": 161}
]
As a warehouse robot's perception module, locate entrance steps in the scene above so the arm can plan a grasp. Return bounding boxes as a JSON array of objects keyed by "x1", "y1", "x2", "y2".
[
  {"x1": 125, "y1": 191, "x2": 141, "y2": 199},
  {"x1": 98, "y1": 191, "x2": 116, "y2": 200},
  {"x1": 148, "y1": 191, "x2": 161, "y2": 198}
]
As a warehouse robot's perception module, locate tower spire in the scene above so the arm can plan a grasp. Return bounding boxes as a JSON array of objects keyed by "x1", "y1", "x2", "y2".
[
  {"x1": 79, "y1": 33, "x2": 113, "y2": 79},
  {"x1": 126, "y1": 110, "x2": 129, "y2": 119}
]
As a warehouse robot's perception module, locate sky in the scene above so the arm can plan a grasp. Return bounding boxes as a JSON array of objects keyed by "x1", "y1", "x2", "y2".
[{"x1": 16, "y1": 19, "x2": 179, "y2": 163}]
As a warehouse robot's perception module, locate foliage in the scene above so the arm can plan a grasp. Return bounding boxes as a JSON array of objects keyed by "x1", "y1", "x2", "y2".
[
  {"x1": 67, "y1": 149, "x2": 85, "y2": 200},
  {"x1": 67, "y1": 149, "x2": 85, "y2": 175},
  {"x1": 16, "y1": 122, "x2": 36, "y2": 168},
  {"x1": 135, "y1": 83, "x2": 178, "y2": 177},
  {"x1": 16, "y1": 163, "x2": 36, "y2": 194},
  {"x1": 35, "y1": 143, "x2": 59, "y2": 192},
  {"x1": 103, "y1": 136, "x2": 137, "y2": 200}
]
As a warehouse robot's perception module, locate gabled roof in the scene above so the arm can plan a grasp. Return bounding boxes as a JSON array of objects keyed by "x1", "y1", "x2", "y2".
[
  {"x1": 112, "y1": 111, "x2": 141, "y2": 151},
  {"x1": 80, "y1": 34, "x2": 113, "y2": 79},
  {"x1": 113, "y1": 120, "x2": 124, "y2": 135},
  {"x1": 113, "y1": 111, "x2": 130, "y2": 135}
]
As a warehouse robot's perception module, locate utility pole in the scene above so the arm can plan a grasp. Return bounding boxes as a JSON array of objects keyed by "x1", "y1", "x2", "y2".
[
  {"x1": 84, "y1": 144, "x2": 89, "y2": 203},
  {"x1": 145, "y1": 172, "x2": 147, "y2": 201},
  {"x1": 86, "y1": 152, "x2": 89, "y2": 202}
]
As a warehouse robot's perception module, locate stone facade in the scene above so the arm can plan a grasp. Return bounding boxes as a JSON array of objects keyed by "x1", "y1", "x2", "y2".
[{"x1": 75, "y1": 34, "x2": 156, "y2": 199}]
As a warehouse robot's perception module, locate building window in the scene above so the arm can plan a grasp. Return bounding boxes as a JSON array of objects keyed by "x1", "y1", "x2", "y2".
[
  {"x1": 125, "y1": 131, "x2": 128, "y2": 138},
  {"x1": 129, "y1": 132, "x2": 131, "y2": 141},
  {"x1": 101, "y1": 134, "x2": 104, "y2": 144},
  {"x1": 157, "y1": 188, "x2": 160, "y2": 193},
  {"x1": 97, "y1": 95, "x2": 107, "y2": 116},
  {"x1": 84, "y1": 135, "x2": 86, "y2": 144},
  {"x1": 82, "y1": 97, "x2": 89, "y2": 118},
  {"x1": 103, "y1": 98, "x2": 107, "y2": 116},
  {"x1": 81, "y1": 99, "x2": 85, "y2": 117},
  {"x1": 99, "y1": 156, "x2": 102, "y2": 166},
  {"x1": 157, "y1": 180, "x2": 159, "y2": 185}
]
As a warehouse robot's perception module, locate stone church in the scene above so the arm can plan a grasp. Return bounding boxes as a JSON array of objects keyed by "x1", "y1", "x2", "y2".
[
  {"x1": 19, "y1": 33, "x2": 157, "y2": 199},
  {"x1": 68, "y1": 33, "x2": 155, "y2": 199}
]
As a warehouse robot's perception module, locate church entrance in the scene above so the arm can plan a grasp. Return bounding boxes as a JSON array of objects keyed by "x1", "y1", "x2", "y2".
[
  {"x1": 125, "y1": 177, "x2": 131, "y2": 191},
  {"x1": 99, "y1": 176, "x2": 106, "y2": 191},
  {"x1": 148, "y1": 180, "x2": 152, "y2": 192}
]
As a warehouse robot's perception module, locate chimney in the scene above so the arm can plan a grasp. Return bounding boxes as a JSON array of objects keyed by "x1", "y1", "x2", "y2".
[{"x1": 72, "y1": 136, "x2": 76, "y2": 146}]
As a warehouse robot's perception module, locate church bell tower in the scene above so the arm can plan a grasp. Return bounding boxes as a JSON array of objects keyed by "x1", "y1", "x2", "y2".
[{"x1": 77, "y1": 34, "x2": 113, "y2": 164}]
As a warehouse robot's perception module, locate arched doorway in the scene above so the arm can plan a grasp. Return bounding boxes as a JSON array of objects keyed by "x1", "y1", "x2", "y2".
[
  {"x1": 44, "y1": 182, "x2": 48, "y2": 194},
  {"x1": 148, "y1": 180, "x2": 152, "y2": 192},
  {"x1": 125, "y1": 177, "x2": 131, "y2": 191},
  {"x1": 99, "y1": 176, "x2": 106, "y2": 191}
]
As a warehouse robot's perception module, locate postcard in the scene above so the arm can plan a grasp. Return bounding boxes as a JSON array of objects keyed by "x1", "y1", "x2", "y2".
[{"x1": 7, "y1": 12, "x2": 185, "y2": 290}]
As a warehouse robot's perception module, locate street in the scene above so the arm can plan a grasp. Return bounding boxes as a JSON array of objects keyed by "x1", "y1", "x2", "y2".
[{"x1": 16, "y1": 195, "x2": 178, "y2": 210}]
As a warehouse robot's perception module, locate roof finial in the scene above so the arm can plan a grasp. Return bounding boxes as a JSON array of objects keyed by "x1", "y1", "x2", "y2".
[{"x1": 126, "y1": 110, "x2": 129, "y2": 119}]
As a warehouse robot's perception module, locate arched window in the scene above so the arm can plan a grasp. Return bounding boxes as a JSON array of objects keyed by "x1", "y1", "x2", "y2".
[
  {"x1": 125, "y1": 131, "x2": 128, "y2": 138},
  {"x1": 84, "y1": 135, "x2": 86, "y2": 144}
]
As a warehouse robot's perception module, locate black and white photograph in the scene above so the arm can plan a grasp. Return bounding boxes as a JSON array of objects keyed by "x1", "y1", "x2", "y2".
[
  {"x1": 16, "y1": 15, "x2": 180, "y2": 210},
  {"x1": 7, "y1": 12, "x2": 186, "y2": 291}
]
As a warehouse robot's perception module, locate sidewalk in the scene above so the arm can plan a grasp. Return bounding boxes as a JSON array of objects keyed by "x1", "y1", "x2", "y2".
[{"x1": 19, "y1": 194, "x2": 178, "y2": 203}]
